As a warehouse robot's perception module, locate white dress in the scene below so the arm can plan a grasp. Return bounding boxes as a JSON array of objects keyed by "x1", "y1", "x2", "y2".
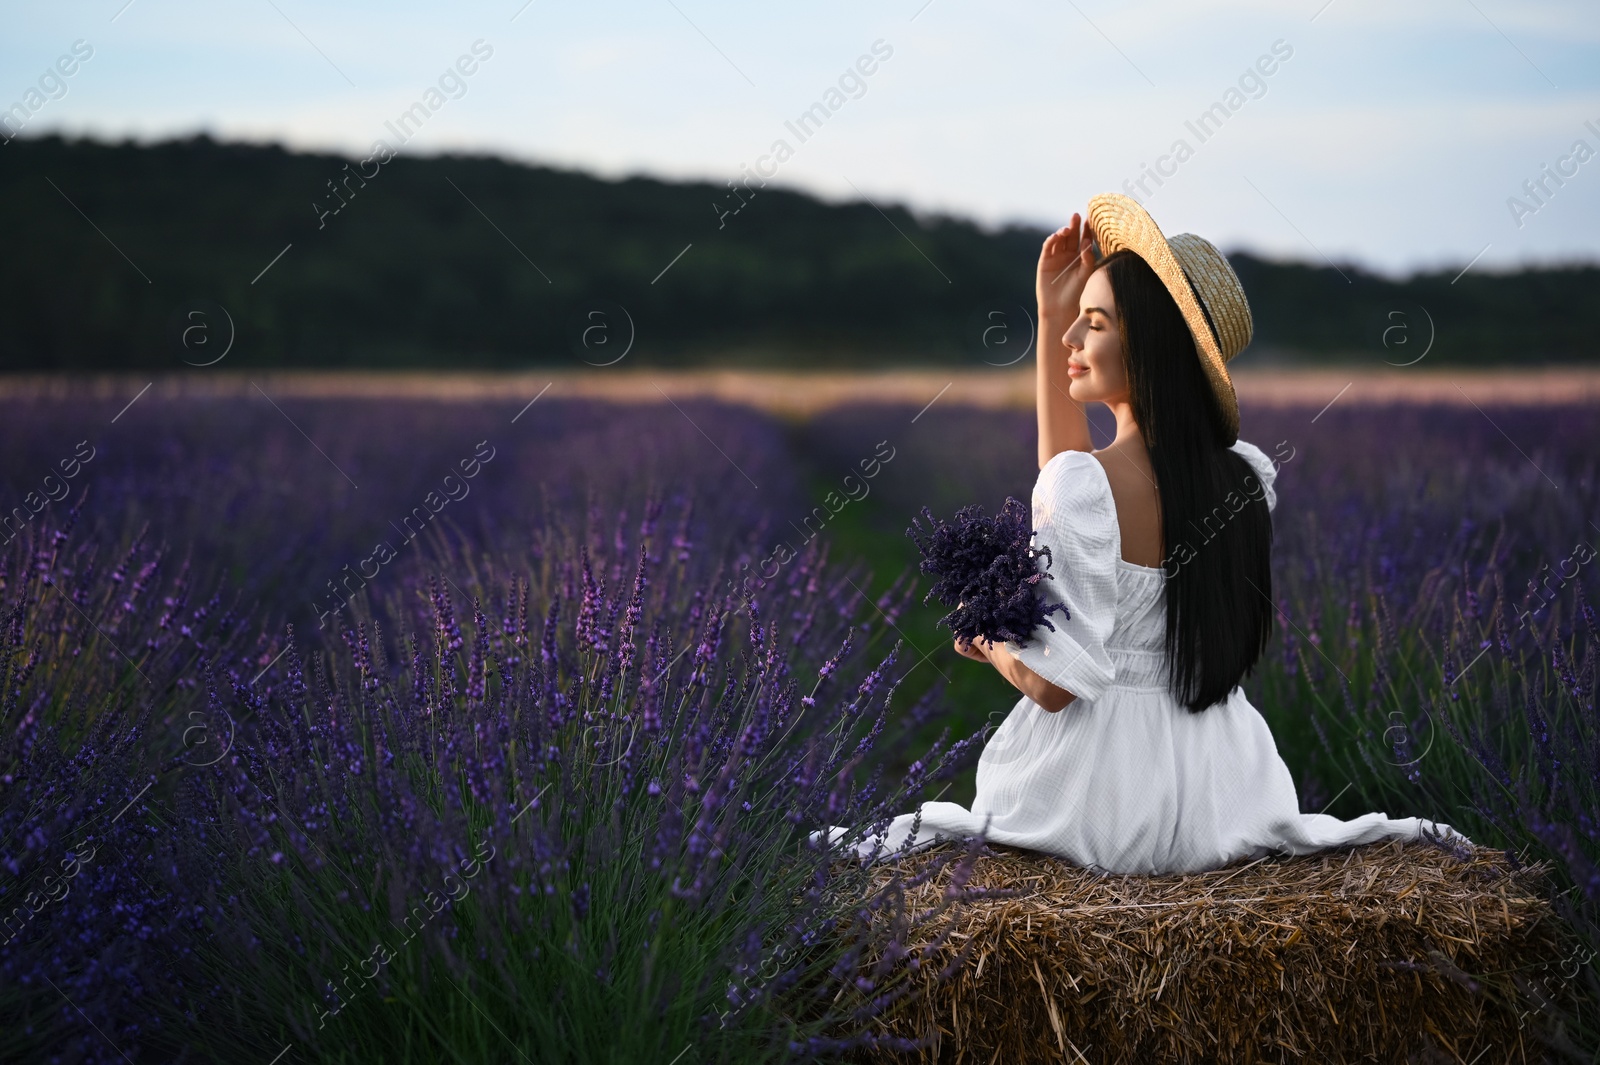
[{"x1": 811, "y1": 440, "x2": 1473, "y2": 875}]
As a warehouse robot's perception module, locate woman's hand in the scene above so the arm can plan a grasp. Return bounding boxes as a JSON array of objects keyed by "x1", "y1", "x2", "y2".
[
  {"x1": 955, "y1": 632, "x2": 1076, "y2": 712},
  {"x1": 975, "y1": 636, "x2": 1077, "y2": 713},
  {"x1": 953, "y1": 635, "x2": 989, "y2": 662},
  {"x1": 1035, "y1": 212, "x2": 1097, "y2": 466},
  {"x1": 1036, "y1": 212, "x2": 1097, "y2": 328}
]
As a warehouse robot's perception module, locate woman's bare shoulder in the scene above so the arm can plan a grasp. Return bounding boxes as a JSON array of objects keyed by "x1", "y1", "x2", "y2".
[
  {"x1": 1087, "y1": 446, "x2": 1162, "y2": 567},
  {"x1": 1086, "y1": 444, "x2": 1157, "y2": 503}
]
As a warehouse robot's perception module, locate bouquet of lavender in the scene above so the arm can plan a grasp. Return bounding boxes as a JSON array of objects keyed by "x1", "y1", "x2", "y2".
[{"x1": 907, "y1": 497, "x2": 1068, "y2": 649}]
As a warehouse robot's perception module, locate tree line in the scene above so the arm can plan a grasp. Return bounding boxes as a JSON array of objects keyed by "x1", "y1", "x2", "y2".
[{"x1": 0, "y1": 132, "x2": 1593, "y2": 371}]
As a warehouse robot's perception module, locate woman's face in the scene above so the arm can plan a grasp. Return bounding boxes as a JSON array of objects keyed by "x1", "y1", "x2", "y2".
[{"x1": 1061, "y1": 267, "x2": 1130, "y2": 404}]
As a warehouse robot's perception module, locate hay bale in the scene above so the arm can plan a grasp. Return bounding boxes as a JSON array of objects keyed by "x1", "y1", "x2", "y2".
[{"x1": 837, "y1": 837, "x2": 1574, "y2": 1064}]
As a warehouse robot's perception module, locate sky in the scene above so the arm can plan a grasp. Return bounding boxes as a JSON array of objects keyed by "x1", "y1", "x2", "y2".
[{"x1": 3, "y1": 0, "x2": 1598, "y2": 278}]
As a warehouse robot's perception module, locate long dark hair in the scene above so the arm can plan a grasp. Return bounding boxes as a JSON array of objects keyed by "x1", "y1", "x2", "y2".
[{"x1": 1095, "y1": 249, "x2": 1273, "y2": 713}]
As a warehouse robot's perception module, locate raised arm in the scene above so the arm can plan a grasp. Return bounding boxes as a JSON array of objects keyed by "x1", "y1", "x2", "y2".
[{"x1": 1035, "y1": 213, "x2": 1097, "y2": 469}]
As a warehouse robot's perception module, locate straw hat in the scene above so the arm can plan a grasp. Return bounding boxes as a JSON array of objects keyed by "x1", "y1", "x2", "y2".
[{"x1": 1086, "y1": 193, "x2": 1253, "y2": 443}]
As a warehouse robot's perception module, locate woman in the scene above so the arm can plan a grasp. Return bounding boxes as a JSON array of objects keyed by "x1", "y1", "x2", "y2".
[{"x1": 812, "y1": 193, "x2": 1471, "y2": 875}]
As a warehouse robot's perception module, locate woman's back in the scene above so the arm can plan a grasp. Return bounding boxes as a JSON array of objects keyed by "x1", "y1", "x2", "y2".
[{"x1": 1085, "y1": 444, "x2": 1163, "y2": 569}]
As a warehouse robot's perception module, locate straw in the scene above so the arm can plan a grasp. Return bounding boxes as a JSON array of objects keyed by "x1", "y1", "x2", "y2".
[{"x1": 829, "y1": 836, "x2": 1575, "y2": 1063}]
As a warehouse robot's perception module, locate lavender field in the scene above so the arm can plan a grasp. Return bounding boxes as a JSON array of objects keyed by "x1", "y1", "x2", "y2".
[{"x1": 2, "y1": 389, "x2": 1598, "y2": 1063}]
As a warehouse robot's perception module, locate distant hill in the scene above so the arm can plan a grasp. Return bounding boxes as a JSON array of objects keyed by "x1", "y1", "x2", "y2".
[{"x1": 0, "y1": 133, "x2": 1594, "y2": 370}]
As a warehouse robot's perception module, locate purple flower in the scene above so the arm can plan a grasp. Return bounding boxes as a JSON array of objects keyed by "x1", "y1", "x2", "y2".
[{"x1": 907, "y1": 498, "x2": 1067, "y2": 647}]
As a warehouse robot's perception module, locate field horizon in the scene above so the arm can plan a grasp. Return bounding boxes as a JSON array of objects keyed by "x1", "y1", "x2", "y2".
[{"x1": 3, "y1": 366, "x2": 1597, "y2": 420}]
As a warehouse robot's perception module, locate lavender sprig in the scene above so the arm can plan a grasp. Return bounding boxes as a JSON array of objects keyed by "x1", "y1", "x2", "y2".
[{"x1": 906, "y1": 497, "x2": 1067, "y2": 648}]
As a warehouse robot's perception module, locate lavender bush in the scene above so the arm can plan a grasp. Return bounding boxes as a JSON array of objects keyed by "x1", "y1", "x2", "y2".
[
  {"x1": 1, "y1": 503, "x2": 259, "y2": 1062},
  {"x1": 159, "y1": 506, "x2": 991, "y2": 1063},
  {"x1": 5, "y1": 391, "x2": 1600, "y2": 1060},
  {"x1": 1244, "y1": 402, "x2": 1600, "y2": 1059},
  {"x1": 0, "y1": 394, "x2": 996, "y2": 1064},
  {"x1": 0, "y1": 395, "x2": 814, "y2": 623}
]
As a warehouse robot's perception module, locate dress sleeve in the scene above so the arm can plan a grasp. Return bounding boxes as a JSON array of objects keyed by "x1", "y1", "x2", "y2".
[
  {"x1": 999, "y1": 450, "x2": 1120, "y2": 704},
  {"x1": 1228, "y1": 439, "x2": 1280, "y2": 513}
]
